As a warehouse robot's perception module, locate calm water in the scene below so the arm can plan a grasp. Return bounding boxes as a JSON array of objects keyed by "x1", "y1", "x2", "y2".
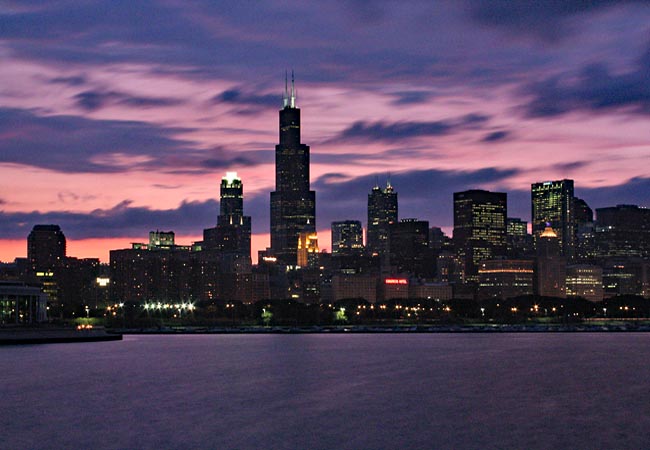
[{"x1": 2, "y1": 333, "x2": 650, "y2": 449}]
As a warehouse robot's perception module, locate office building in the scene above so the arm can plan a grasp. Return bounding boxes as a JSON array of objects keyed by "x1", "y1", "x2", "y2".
[
  {"x1": 531, "y1": 179, "x2": 575, "y2": 259},
  {"x1": 535, "y1": 226, "x2": 566, "y2": 297},
  {"x1": 204, "y1": 172, "x2": 252, "y2": 258},
  {"x1": 566, "y1": 264, "x2": 604, "y2": 302},
  {"x1": 389, "y1": 218, "x2": 432, "y2": 278},
  {"x1": 595, "y1": 204, "x2": 650, "y2": 258},
  {"x1": 270, "y1": 74, "x2": 316, "y2": 265},
  {"x1": 367, "y1": 181, "x2": 398, "y2": 257},
  {"x1": 27, "y1": 224, "x2": 66, "y2": 271},
  {"x1": 331, "y1": 220, "x2": 364, "y2": 255},
  {"x1": 453, "y1": 190, "x2": 507, "y2": 281},
  {"x1": 478, "y1": 259, "x2": 534, "y2": 300},
  {"x1": 297, "y1": 231, "x2": 319, "y2": 268},
  {"x1": 506, "y1": 217, "x2": 533, "y2": 259}
]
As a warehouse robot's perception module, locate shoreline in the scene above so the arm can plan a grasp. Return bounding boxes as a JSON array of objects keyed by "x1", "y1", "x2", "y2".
[
  {"x1": 0, "y1": 327, "x2": 122, "y2": 345},
  {"x1": 116, "y1": 323, "x2": 650, "y2": 334}
]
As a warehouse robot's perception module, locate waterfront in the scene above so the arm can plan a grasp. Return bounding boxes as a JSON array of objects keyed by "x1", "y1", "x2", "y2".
[{"x1": 2, "y1": 333, "x2": 650, "y2": 449}]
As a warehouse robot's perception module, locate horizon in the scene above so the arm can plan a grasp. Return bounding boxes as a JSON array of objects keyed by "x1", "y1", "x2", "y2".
[{"x1": 2, "y1": 1, "x2": 649, "y2": 263}]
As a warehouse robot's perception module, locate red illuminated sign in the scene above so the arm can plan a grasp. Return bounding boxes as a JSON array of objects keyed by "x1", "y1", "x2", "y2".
[{"x1": 385, "y1": 278, "x2": 408, "y2": 285}]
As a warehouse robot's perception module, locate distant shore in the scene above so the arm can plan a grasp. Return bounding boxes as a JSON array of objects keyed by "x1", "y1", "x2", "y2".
[
  {"x1": 0, "y1": 327, "x2": 122, "y2": 345},
  {"x1": 115, "y1": 322, "x2": 650, "y2": 334}
]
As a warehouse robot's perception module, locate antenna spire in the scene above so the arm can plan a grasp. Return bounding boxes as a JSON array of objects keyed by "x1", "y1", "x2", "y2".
[
  {"x1": 290, "y1": 70, "x2": 296, "y2": 108},
  {"x1": 283, "y1": 70, "x2": 289, "y2": 108}
]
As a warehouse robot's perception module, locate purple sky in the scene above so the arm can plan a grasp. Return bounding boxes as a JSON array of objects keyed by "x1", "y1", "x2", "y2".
[{"x1": 1, "y1": 1, "x2": 650, "y2": 261}]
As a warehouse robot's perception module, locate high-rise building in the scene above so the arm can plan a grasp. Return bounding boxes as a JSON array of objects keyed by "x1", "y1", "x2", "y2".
[
  {"x1": 204, "y1": 172, "x2": 252, "y2": 258},
  {"x1": 27, "y1": 224, "x2": 66, "y2": 271},
  {"x1": 367, "y1": 181, "x2": 398, "y2": 257},
  {"x1": 595, "y1": 204, "x2": 650, "y2": 259},
  {"x1": 453, "y1": 190, "x2": 507, "y2": 281},
  {"x1": 297, "y1": 231, "x2": 319, "y2": 268},
  {"x1": 506, "y1": 217, "x2": 533, "y2": 258},
  {"x1": 388, "y1": 218, "x2": 432, "y2": 278},
  {"x1": 535, "y1": 225, "x2": 566, "y2": 298},
  {"x1": 574, "y1": 197, "x2": 596, "y2": 262},
  {"x1": 331, "y1": 220, "x2": 364, "y2": 255},
  {"x1": 531, "y1": 179, "x2": 575, "y2": 260},
  {"x1": 26, "y1": 224, "x2": 67, "y2": 313},
  {"x1": 270, "y1": 74, "x2": 316, "y2": 265}
]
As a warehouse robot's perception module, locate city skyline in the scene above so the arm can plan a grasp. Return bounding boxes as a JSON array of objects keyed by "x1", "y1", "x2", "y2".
[{"x1": 2, "y1": 2, "x2": 650, "y2": 262}]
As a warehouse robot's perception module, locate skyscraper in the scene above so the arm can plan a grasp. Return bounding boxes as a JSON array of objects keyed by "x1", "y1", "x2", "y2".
[
  {"x1": 367, "y1": 181, "x2": 398, "y2": 257},
  {"x1": 531, "y1": 179, "x2": 575, "y2": 260},
  {"x1": 453, "y1": 190, "x2": 507, "y2": 281},
  {"x1": 27, "y1": 224, "x2": 66, "y2": 270},
  {"x1": 331, "y1": 220, "x2": 364, "y2": 255},
  {"x1": 388, "y1": 218, "x2": 432, "y2": 278},
  {"x1": 535, "y1": 225, "x2": 566, "y2": 297},
  {"x1": 595, "y1": 204, "x2": 650, "y2": 258},
  {"x1": 270, "y1": 74, "x2": 316, "y2": 265},
  {"x1": 209, "y1": 172, "x2": 252, "y2": 256}
]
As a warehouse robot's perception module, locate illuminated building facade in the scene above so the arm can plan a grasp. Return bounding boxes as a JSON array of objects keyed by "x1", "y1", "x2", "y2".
[
  {"x1": 382, "y1": 277, "x2": 409, "y2": 301},
  {"x1": 0, "y1": 281, "x2": 48, "y2": 324},
  {"x1": 367, "y1": 181, "x2": 398, "y2": 257},
  {"x1": 270, "y1": 75, "x2": 316, "y2": 265},
  {"x1": 478, "y1": 259, "x2": 534, "y2": 300},
  {"x1": 204, "y1": 172, "x2": 252, "y2": 258},
  {"x1": 110, "y1": 233, "x2": 192, "y2": 303},
  {"x1": 566, "y1": 264, "x2": 603, "y2": 302},
  {"x1": 27, "y1": 224, "x2": 67, "y2": 313},
  {"x1": 297, "y1": 231, "x2": 319, "y2": 268},
  {"x1": 453, "y1": 190, "x2": 507, "y2": 281},
  {"x1": 535, "y1": 226, "x2": 566, "y2": 298},
  {"x1": 331, "y1": 220, "x2": 364, "y2": 255},
  {"x1": 531, "y1": 179, "x2": 575, "y2": 260},
  {"x1": 506, "y1": 217, "x2": 533, "y2": 259}
]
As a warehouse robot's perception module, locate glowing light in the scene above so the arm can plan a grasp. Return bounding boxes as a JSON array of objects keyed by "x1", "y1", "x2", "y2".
[{"x1": 385, "y1": 278, "x2": 408, "y2": 285}]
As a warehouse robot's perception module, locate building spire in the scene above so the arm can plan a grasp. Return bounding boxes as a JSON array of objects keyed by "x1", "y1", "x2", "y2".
[
  {"x1": 290, "y1": 70, "x2": 296, "y2": 108},
  {"x1": 283, "y1": 70, "x2": 289, "y2": 108}
]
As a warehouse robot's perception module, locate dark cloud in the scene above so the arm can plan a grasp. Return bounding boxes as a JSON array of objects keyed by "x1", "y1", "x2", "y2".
[
  {"x1": 49, "y1": 75, "x2": 87, "y2": 86},
  {"x1": 552, "y1": 161, "x2": 589, "y2": 172},
  {"x1": 74, "y1": 90, "x2": 182, "y2": 112},
  {"x1": 0, "y1": 199, "x2": 221, "y2": 240},
  {"x1": 200, "y1": 156, "x2": 257, "y2": 169},
  {"x1": 577, "y1": 177, "x2": 650, "y2": 211},
  {"x1": 332, "y1": 114, "x2": 491, "y2": 143},
  {"x1": 467, "y1": 1, "x2": 646, "y2": 41},
  {"x1": 0, "y1": 107, "x2": 262, "y2": 174},
  {"x1": 214, "y1": 89, "x2": 280, "y2": 109},
  {"x1": 313, "y1": 167, "x2": 520, "y2": 230},
  {"x1": 481, "y1": 130, "x2": 509, "y2": 142},
  {"x1": 390, "y1": 91, "x2": 434, "y2": 105},
  {"x1": 523, "y1": 55, "x2": 650, "y2": 117}
]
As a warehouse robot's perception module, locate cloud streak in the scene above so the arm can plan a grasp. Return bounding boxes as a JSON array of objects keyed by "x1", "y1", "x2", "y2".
[{"x1": 331, "y1": 114, "x2": 491, "y2": 143}]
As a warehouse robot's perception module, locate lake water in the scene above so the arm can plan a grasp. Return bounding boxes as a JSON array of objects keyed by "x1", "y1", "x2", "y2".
[{"x1": 2, "y1": 333, "x2": 650, "y2": 449}]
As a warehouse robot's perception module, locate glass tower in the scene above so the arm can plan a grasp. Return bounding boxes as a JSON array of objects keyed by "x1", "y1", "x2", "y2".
[
  {"x1": 367, "y1": 182, "x2": 398, "y2": 257},
  {"x1": 453, "y1": 190, "x2": 507, "y2": 280},
  {"x1": 270, "y1": 74, "x2": 316, "y2": 265},
  {"x1": 531, "y1": 179, "x2": 575, "y2": 260}
]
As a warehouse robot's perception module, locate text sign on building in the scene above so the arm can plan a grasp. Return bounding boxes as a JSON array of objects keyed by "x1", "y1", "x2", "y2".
[{"x1": 385, "y1": 278, "x2": 408, "y2": 285}]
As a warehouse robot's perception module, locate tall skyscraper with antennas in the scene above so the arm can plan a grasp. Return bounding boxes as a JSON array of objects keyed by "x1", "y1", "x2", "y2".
[{"x1": 270, "y1": 73, "x2": 316, "y2": 265}]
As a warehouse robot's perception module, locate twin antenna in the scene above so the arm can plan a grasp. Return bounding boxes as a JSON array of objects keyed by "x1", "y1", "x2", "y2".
[{"x1": 283, "y1": 70, "x2": 296, "y2": 108}]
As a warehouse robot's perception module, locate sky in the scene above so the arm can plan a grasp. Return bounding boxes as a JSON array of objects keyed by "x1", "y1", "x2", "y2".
[{"x1": 1, "y1": 0, "x2": 650, "y2": 263}]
